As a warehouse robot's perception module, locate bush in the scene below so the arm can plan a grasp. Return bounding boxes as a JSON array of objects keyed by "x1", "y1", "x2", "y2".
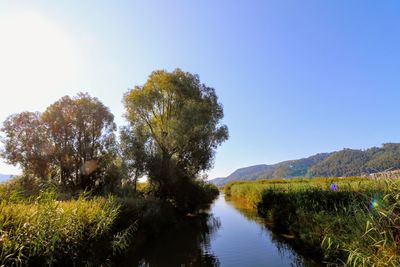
[{"x1": 170, "y1": 180, "x2": 219, "y2": 214}]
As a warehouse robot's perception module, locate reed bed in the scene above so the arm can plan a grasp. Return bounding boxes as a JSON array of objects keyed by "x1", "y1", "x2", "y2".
[
  {"x1": 225, "y1": 177, "x2": 400, "y2": 266},
  {"x1": 0, "y1": 186, "x2": 120, "y2": 266}
]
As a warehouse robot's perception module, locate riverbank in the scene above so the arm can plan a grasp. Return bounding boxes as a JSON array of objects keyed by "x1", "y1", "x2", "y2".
[
  {"x1": 0, "y1": 177, "x2": 219, "y2": 266},
  {"x1": 120, "y1": 194, "x2": 321, "y2": 266},
  {"x1": 225, "y1": 177, "x2": 400, "y2": 266}
]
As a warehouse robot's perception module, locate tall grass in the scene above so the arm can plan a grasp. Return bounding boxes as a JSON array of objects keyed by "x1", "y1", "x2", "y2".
[
  {"x1": 0, "y1": 176, "x2": 219, "y2": 265},
  {"x1": 226, "y1": 177, "x2": 400, "y2": 266},
  {"x1": 0, "y1": 178, "x2": 143, "y2": 266},
  {"x1": 0, "y1": 190, "x2": 120, "y2": 266},
  {"x1": 345, "y1": 180, "x2": 400, "y2": 266}
]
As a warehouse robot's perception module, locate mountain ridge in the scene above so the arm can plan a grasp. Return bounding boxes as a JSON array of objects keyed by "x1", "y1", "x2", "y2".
[{"x1": 210, "y1": 143, "x2": 400, "y2": 186}]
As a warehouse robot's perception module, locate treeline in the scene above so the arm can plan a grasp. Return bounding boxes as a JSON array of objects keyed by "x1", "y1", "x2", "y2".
[
  {"x1": 275, "y1": 144, "x2": 400, "y2": 178},
  {"x1": 309, "y1": 144, "x2": 400, "y2": 177},
  {"x1": 1, "y1": 68, "x2": 226, "y2": 211},
  {"x1": 269, "y1": 144, "x2": 400, "y2": 178},
  {"x1": 0, "y1": 69, "x2": 225, "y2": 265}
]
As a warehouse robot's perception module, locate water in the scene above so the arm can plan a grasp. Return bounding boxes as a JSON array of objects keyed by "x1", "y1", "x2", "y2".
[{"x1": 125, "y1": 194, "x2": 322, "y2": 266}]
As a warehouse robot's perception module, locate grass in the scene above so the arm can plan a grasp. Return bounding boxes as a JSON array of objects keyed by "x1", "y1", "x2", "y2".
[
  {"x1": 225, "y1": 176, "x2": 400, "y2": 266},
  {"x1": 0, "y1": 189, "x2": 120, "y2": 266},
  {"x1": 0, "y1": 176, "x2": 219, "y2": 266},
  {"x1": 0, "y1": 178, "x2": 145, "y2": 266}
]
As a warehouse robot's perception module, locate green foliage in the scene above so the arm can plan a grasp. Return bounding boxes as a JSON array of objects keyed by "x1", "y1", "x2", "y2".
[
  {"x1": 119, "y1": 125, "x2": 147, "y2": 192},
  {"x1": 1, "y1": 93, "x2": 119, "y2": 192},
  {"x1": 214, "y1": 144, "x2": 400, "y2": 186},
  {"x1": 345, "y1": 180, "x2": 400, "y2": 266},
  {"x1": 111, "y1": 221, "x2": 138, "y2": 255},
  {"x1": 0, "y1": 175, "x2": 218, "y2": 265},
  {"x1": 310, "y1": 149, "x2": 372, "y2": 177},
  {"x1": 123, "y1": 69, "x2": 227, "y2": 211},
  {"x1": 213, "y1": 154, "x2": 332, "y2": 185},
  {"x1": 311, "y1": 144, "x2": 400, "y2": 177},
  {"x1": 365, "y1": 143, "x2": 400, "y2": 172},
  {"x1": 171, "y1": 180, "x2": 219, "y2": 214},
  {"x1": 0, "y1": 176, "x2": 37, "y2": 202},
  {"x1": 41, "y1": 93, "x2": 117, "y2": 191},
  {"x1": 1, "y1": 112, "x2": 50, "y2": 180},
  {"x1": 0, "y1": 191, "x2": 120, "y2": 266},
  {"x1": 0, "y1": 70, "x2": 227, "y2": 264},
  {"x1": 269, "y1": 153, "x2": 332, "y2": 179},
  {"x1": 227, "y1": 177, "x2": 400, "y2": 265}
]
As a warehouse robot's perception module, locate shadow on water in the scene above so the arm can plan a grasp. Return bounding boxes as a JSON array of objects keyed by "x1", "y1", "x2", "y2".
[
  {"x1": 122, "y1": 213, "x2": 222, "y2": 267},
  {"x1": 121, "y1": 195, "x2": 324, "y2": 267},
  {"x1": 225, "y1": 196, "x2": 323, "y2": 267}
]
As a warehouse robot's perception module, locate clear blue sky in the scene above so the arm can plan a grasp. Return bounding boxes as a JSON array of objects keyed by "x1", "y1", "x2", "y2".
[{"x1": 0, "y1": 1, "x2": 399, "y2": 179}]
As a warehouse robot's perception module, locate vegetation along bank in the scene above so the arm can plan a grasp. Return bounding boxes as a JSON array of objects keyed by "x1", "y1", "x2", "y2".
[
  {"x1": 0, "y1": 69, "x2": 224, "y2": 266},
  {"x1": 225, "y1": 176, "x2": 400, "y2": 266}
]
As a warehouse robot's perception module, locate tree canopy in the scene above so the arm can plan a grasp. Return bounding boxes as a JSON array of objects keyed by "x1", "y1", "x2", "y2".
[
  {"x1": 0, "y1": 70, "x2": 224, "y2": 209},
  {"x1": 1, "y1": 93, "x2": 117, "y2": 191},
  {"x1": 122, "y1": 69, "x2": 228, "y2": 207},
  {"x1": 1, "y1": 111, "x2": 49, "y2": 179}
]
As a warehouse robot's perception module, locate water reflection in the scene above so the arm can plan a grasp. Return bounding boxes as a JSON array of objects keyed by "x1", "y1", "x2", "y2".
[
  {"x1": 226, "y1": 196, "x2": 322, "y2": 267},
  {"x1": 123, "y1": 195, "x2": 323, "y2": 267},
  {"x1": 124, "y1": 213, "x2": 221, "y2": 267}
]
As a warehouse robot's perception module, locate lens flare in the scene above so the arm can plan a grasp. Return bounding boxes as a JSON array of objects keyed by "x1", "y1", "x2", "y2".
[
  {"x1": 370, "y1": 199, "x2": 379, "y2": 209},
  {"x1": 81, "y1": 160, "x2": 98, "y2": 175}
]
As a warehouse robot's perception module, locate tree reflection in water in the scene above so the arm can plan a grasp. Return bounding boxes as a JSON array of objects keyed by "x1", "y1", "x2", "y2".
[
  {"x1": 124, "y1": 213, "x2": 221, "y2": 267},
  {"x1": 227, "y1": 197, "x2": 322, "y2": 267}
]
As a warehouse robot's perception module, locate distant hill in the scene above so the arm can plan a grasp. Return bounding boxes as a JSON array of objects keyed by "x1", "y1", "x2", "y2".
[
  {"x1": 210, "y1": 143, "x2": 400, "y2": 186},
  {"x1": 0, "y1": 174, "x2": 11, "y2": 183},
  {"x1": 210, "y1": 153, "x2": 331, "y2": 186},
  {"x1": 310, "y1": 143, "x2": 400, "y2": 177},
  {"x1": 209, "y1": 177, "x2": 228, "y2": 186}
]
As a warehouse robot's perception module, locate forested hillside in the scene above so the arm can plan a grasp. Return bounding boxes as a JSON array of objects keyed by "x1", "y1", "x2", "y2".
[
  {"x1": 310, "y1": 143, "x2": 400, "y2": 177},
  {"x1": 211, "y1": 143, "x2": 400, "y2": 185}
]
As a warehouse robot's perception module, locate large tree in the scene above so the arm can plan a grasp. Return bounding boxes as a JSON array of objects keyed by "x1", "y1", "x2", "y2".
[
  {"x1": 120, "y1": 125, "x2": 147, "y2": 192},
  {"x1": 42, "y1": 93, "x2": 116, "y2": 189},
  {"x1": 1, "y1": 93, "x2": 117, "y2": 191},
  {"x1": 1, "y1": 112, "x2": 51, "y2": 180},
  {"x1": 123, "y1": 69, "x2": 228, "y2": 202}
]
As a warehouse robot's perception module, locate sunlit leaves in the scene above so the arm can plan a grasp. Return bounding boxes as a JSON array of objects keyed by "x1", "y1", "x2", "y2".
[
  {"x1": 1, "y1": 93, "x2": 117, "y2": 190},
  {"x1": 123, "y1": 69, "x2": 228, "y2": 202}
]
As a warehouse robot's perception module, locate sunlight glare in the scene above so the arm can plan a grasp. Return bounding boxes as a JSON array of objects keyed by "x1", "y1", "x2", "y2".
[
  {"x1": 0, "y1": 11, "x2": 82, "y2": 175},
  {"x1": 0, "y1": 11, "x2": 81, "y2": 113}
]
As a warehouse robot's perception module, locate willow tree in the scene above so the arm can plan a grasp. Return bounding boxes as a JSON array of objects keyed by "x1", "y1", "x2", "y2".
[
  {"x1": 1, "y1": 93, "x2": 117, "y2": 191},
  {"x1": 123, "y1": 69, "x2": 228, "y2": 204},
  {"x1": 42, "y1": 93, "x2": 116, "y2": 190}
]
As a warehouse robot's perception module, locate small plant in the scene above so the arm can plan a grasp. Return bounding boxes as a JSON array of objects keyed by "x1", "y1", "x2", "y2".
[{"x1": 111, "y1": 221, "x2": 138, "y2": 255}]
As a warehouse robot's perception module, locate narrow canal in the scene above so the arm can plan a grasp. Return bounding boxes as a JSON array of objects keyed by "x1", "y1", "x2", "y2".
[{"x1": 125, "y1": 194, "x2": 322, "y2": 266}]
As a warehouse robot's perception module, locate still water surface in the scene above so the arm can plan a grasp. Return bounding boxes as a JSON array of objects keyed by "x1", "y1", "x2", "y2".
[{"x1": 127, "y1": 194, "x2": 322, "y2": 266}]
